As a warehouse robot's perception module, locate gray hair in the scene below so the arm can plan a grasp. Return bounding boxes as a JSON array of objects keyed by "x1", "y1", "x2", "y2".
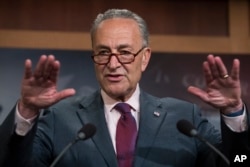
[{"x1": 90, "y1": 9, "x2": 149, "y2": 47}]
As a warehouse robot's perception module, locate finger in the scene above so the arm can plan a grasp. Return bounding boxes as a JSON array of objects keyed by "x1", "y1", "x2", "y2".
[
  {"x1": 43, "y1": 55, "x2": 56, "y2": 79},
  {"x1": 34, "y1": 55, "x2": 48, "y2": 79},
  {"x1": 49, "y1": 60, "x2": 60, "y2": 83},
  {"x1": 203, "y1": 61, "x2": 213, "y2": 84},
  {"x1": 207, "y1": 54, "x2": 220, "y2": 79},
  {"x1": 230, "y1": 58, "x2": 240, "y2": 80},
  {"x1": 214, "y1": 56, "x2": 228, "y2": 77},
  {"x1": 24, "y1": 59, "x2": 33, "y2": 79}
]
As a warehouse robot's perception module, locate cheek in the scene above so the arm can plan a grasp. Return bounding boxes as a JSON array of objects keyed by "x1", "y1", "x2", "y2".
[
  {"x1": 94, "y1": 65, "x2": 104, "y2": 81},
  {"x1": 128, "y1": 63, "x2": 143, "y2": 82}
]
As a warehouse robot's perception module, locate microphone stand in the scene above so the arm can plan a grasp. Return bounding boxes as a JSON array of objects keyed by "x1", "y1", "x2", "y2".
[
  {"x1": 50, "y1": 139, "x2": 78, "y2": 167},
  {"x1": 195, "y1": 134, "x2": 230, "y2": 166},
  {"x1": 49, "y1": 123, "x2": 96, "y2": 167}
]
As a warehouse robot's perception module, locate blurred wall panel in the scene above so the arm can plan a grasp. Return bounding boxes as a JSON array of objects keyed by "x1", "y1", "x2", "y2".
[{"x1": 0, "y1": 0, "x2": 228, "y2": 36}]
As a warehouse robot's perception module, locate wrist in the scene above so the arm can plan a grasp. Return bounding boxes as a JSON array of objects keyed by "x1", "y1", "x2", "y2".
[
  {"x1": 221, "y1": 100, "x2": 243, "y2": 116},
  {"x1": 223, "y1": 108, "x2": 244, "y2": 117},
  {"x1": 18, "y1": 99, "x2": 39, "y2": 119}
]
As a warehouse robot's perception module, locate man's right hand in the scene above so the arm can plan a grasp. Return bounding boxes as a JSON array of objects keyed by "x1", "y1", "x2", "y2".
[{"x1": 18, "y1": 55, "x2": 76, "y2": 119}]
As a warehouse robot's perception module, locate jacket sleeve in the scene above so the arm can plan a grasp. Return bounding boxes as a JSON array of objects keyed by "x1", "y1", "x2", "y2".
[
  {"x1": 2, "y1": 105, "x2": 38, "y2": 167},
  {"x1": 0, "y1": 106, "x2": 15, "y2": 166}
]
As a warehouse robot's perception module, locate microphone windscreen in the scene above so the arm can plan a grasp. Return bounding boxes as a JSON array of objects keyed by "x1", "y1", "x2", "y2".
[
  {"x1": 78, "y1": 123, "x2": 96, "y2": 140},
  {"x1": 177, "y1": 119, "x2": 196, "y2": 137}
]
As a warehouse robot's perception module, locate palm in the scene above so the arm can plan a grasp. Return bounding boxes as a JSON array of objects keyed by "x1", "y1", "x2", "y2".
[
  {"x1": 21, "y1": 78, "x2": 59, "y2": 109},
  {"x1": 205, "y1": 77, "x2": 241, "y2": 108}
]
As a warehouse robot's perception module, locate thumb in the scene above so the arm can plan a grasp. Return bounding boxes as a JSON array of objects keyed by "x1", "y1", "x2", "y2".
[
  {"x1": 54, "y1": 88, "x2": 76, "y2": 102},
  {"x1": 187, "y1": 86, "x2": 209, "y2": 102}
]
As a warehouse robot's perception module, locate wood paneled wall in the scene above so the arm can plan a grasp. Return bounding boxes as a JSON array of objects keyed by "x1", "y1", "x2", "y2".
[
  {"x1": 0, "y1": 0, "x2": 228, "y2": 35},
  {"x1": 0, "y1": 0, "x2": 249, "y2": 54}
]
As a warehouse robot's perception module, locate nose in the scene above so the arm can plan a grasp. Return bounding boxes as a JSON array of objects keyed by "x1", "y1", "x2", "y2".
[{"x1": 107, "y1": 55, "x2": 121, "y2": 69}]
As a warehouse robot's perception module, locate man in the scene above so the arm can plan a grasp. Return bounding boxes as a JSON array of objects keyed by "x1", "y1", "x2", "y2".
[{"x1": 3, "y1": 9, "x2": 249, "y2": 167}]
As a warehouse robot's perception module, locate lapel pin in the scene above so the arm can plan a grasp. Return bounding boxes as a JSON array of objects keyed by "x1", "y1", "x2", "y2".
[{"x1": 153, "y1": 111, "x2": 160, "y2": 117}]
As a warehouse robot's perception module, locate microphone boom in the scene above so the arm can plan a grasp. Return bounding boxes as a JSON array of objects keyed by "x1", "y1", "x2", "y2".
[
  {"x1": 50, "y1": 123, "x2": 96, "y2": 167},
  {"x1": 177, "y1": 119, "x2": 230, "y2": 166}
]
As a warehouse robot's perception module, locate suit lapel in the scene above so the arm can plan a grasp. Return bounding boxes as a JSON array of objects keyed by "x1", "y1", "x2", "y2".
[
  {"x1": 76, "y1": 91, "x2": 118, "y2": 167},
  {"x1": 74, "y1": 90, "x2": 168, "y2": 167},
  {"x1": 134, "y1": 91, "x2": 168, "y2": 167}
]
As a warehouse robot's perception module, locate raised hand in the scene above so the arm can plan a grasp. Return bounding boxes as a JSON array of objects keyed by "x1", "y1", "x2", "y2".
[
  {"x1": 18, "y1": 55, "x2": 76, "y2": 119},
  {"x1": 188, "y1": 54, "x2": 243, "y2": 115}
]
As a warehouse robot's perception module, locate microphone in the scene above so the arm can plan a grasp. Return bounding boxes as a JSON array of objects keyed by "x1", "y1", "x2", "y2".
[
  {"x1": 176, "y1": 119, "x2": 230, "y2": 166},
  {"x1": 50, "y1": 123, "x2": 96, "y2": 167}
]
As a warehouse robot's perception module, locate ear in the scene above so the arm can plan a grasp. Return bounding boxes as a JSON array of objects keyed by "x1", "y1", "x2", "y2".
[{"x1": 141, "y1": 47, "x2": 151, "y2": 72}]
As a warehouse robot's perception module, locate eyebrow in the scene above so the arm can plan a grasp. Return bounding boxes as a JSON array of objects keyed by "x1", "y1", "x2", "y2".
[{"x1": 95, "y1": 44, "x2": 133, "y2": 50}]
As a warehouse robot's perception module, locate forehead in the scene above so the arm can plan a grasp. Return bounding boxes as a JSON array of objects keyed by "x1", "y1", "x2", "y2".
[
  {"x1": 93, "y1": 18, "x2": 142, "y2": 49},
  {"x1": 98, "y1": 17, "x2": 138, "y2": 28}
]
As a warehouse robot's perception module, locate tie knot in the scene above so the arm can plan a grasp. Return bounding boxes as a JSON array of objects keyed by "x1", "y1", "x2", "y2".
[{"x1": 114, "y1": 103, "x2": 131, "y2": 114}]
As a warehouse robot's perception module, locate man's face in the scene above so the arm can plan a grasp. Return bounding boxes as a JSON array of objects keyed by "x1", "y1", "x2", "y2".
[{"x1": 92, "y1": 18, "x2": 151, "y2": 101}]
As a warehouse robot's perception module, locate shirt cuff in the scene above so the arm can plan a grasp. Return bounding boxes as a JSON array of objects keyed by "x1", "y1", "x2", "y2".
[
  {"x1": 222, "y1": 106, "x2": 248, "y2": 132},
  {"x1": 15, "y1": 104, "x2": 37, "y2": 136}
]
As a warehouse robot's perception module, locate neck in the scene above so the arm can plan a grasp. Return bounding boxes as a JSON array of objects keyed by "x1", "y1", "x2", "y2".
[{"x1": 101, "y1": 85, "x2": 140, "y2": 104}]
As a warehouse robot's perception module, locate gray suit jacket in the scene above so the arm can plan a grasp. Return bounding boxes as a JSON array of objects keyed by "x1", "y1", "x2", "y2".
[{"x1": 4, "y1": 90, "x2": 250, "y2": 167}]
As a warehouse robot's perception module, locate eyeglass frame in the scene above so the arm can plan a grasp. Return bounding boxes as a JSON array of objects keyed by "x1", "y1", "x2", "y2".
[{"x1": 91, "y1": 47, "x2": 146, "y2": 65}]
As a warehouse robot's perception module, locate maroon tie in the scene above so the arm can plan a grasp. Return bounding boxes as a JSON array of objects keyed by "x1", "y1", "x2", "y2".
[{"x1": 115, "y1": 103, "x2": 137, "y2": 167}]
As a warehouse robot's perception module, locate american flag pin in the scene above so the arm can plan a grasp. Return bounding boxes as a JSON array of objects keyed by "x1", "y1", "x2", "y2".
[{"x1": 153, "y1": 111, "x2": 160, "y2": 117}]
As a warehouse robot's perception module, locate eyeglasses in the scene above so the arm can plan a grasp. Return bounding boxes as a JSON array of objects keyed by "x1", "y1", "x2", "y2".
[{"x1": 91, "y1": 47, "x2": 146, "y2": 65}]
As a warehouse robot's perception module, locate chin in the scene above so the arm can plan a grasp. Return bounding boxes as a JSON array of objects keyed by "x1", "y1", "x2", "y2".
[
  {"x1": 105, "y1": 85, "x2": 133, "y2": 100},
  {"x1": 108, "y1": 88, "x2": 126, "y2": 96}
]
